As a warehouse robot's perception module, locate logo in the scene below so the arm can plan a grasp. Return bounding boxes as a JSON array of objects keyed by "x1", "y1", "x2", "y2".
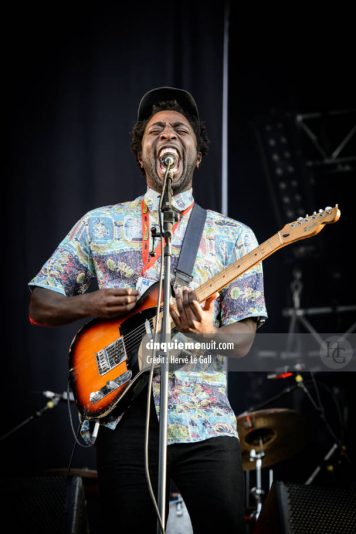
[{"x1": 320, "y1": 336, "x2": 353, "y2": 370}]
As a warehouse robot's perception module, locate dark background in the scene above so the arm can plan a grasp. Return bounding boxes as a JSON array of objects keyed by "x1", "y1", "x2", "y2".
[{"x1": 3, "y1": 1, "x2": 356, "y2": 526}]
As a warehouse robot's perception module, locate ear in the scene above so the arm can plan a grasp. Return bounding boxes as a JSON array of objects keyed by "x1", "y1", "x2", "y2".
[
  {"x1": 196, "y1": 152, "x2": 202, "y2": 169},
  {"x1": 138, "y1": 154, "x2": 143, "y2": 168}
]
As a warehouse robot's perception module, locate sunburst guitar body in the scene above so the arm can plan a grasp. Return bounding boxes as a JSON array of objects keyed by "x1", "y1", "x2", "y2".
[{"x1": 69, "y1": 283, "x2": 161, "y2": 419}]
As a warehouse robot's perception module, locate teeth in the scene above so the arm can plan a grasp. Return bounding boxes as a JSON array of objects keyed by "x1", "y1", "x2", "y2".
[{"x1": 159, "y1": 147, "x2": 179, "y2": 158}]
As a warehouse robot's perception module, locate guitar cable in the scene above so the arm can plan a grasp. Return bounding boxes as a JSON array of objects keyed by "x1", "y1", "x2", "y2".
[{"x1": 66, "y1": 380, "x2": 95, "y2": 448}]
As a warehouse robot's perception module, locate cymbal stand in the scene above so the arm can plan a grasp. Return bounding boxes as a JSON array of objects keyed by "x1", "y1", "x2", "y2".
[{"x1": 248, "y1": 446, "x2": 265, "y2": 520}]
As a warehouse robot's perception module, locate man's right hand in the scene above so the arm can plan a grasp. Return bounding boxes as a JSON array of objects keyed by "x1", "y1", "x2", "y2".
[
  {"x1": 83, "y1": 288, "x2": 139, "y2": 319},
  {"x1": 29, "y1": 287, "x2": 139, "y2": 326}
]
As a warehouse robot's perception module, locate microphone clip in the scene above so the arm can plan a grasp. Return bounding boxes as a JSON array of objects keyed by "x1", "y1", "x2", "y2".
[{"x1": 150, "y1": 226, "x2": 162, "y2": 256}]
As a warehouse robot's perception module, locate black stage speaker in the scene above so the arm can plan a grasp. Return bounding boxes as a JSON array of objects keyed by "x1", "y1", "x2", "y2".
[
  {"x1": 254, "y1": 481, "x2": 356, "y2": 534},
  {"x1": 0, "y1": 475, "x2": 89, "y2": 533}
]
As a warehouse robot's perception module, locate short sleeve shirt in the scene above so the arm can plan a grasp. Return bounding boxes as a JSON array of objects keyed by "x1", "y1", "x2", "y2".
[{"x1": 29, "y1": 188, "x2": 267, "y2": 444}]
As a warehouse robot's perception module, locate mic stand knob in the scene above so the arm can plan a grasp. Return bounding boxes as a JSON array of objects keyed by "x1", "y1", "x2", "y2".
[{"x1": 150, "y1": 226, "x2": 161, "y2": 257}]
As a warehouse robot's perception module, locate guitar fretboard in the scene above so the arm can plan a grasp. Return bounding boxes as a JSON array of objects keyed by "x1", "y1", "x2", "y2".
[{"x1": 195, "y1": 232, "x2": 284, "y2": 302}]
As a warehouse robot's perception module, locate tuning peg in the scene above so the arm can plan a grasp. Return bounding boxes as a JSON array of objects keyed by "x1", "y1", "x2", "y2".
[
  {"x1": 325, "y1": 206, "x2": 332, "y2": 211},
  {"x1": 319, "y1": 209, "x2": 323, "y2": 213}
]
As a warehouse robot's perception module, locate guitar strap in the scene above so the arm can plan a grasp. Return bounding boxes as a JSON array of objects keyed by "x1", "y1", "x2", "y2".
[{"x1": 174, "y1": 203, "x2": 207, "y2": 288}]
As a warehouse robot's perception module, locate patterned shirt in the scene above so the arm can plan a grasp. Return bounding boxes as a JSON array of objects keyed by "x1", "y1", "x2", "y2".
[{"x1": 29, "y1": 188, "x2": 267, "y2": 444}]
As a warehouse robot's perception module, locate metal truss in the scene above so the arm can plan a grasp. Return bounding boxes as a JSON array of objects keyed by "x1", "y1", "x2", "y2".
[{"x1": 295, "y1": 109, "x2": 356, "y2": 174}]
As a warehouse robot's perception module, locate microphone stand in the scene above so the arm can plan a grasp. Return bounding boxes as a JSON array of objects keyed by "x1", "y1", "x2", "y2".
[
  {"x1": 0, "y1": 395, "x2": 61, "y2": 442},
  {"x1": 157, "y1": 166, "x2": 177, "y2": 534}
]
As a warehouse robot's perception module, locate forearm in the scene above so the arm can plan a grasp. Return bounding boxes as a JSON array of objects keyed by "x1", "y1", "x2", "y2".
[
  {"x1": 29, "y1": 287, "x2": 93, "y2": 326},
  {"x1": 209, "y1": 319, "x2": 257, "y2": 358},
  {"x1": 29, "y1": 286, "x2": 139, "y2": 327}
]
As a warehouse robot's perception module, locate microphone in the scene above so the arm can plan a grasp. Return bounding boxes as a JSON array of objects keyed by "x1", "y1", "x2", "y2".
[
  {"x1": 42, "y1": 390, "x2": 75, "y2": 402},
  {"x1": 160, "y1": 152, "x2": 178, "y2": 168}
]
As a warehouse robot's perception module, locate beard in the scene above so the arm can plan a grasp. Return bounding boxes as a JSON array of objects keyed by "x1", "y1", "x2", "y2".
[{"x1": 145, "y1": 158, "x2": 196, "y2": 195}]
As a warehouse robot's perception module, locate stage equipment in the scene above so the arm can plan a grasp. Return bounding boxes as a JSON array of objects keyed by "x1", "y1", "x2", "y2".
[
  {"x1": 237, "y1": 408, "x2": 306, "y2": 471},
  {"x1": 0, "y1": 475, "x2": 89, "y2": 533},
  {"x1": 254, "y1": 480, "x2": 356, "y2": 533},
  {"x1": 253, "y1": 108, "x2": 355, "y2": 230},
  {"x1": 237, "y1": 408, "x2": 306, "y2": 521},
  {"x1": 0, "y1": 390, "x2": 73, "y2": 442}
]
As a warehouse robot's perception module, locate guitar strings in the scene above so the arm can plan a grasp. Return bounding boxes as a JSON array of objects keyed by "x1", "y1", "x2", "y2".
[
  {"x1": 75, "y1": 253, "x2": 251, "y2": 366},
  {"x1": 72, "y1": 263, "x2": 245, "y2": 370}
]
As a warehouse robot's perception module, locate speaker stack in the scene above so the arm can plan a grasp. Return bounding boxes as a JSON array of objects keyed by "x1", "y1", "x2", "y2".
[
  {"x1": 254, "y1": 481, "x2": 356, "y2": 534},
  {"x1": 0, "y1": 475, "x2": 89, "y2": 533}
]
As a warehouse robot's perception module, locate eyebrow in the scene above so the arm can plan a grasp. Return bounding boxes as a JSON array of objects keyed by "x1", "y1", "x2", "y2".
[{"x1": 148, "y1": 121, "x2": 190, "y2": 129}]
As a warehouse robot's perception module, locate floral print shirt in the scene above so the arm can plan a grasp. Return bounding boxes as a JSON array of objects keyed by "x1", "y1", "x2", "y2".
[{"x1": 29, "y1": 188, "x2": 267, "y2": 444}]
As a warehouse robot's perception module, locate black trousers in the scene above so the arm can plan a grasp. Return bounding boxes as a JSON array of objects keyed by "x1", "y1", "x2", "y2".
[{"x1": 96, "y1": 387, "x2": 245, "y2": 533}]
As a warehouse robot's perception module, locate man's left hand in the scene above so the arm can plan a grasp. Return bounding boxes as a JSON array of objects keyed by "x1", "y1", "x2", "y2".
[{"x1": 170, "y1": 287, "x2": 219, "y2": 335}]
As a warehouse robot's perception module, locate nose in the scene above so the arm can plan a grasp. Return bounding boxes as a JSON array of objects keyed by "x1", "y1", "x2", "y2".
[{"x1": 160, "y1": 124, "x2": 177, "y2": 141}]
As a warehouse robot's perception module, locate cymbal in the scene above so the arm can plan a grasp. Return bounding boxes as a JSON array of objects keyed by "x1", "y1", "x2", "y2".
[
  {"x1": 236, "y1": 408, "x2": 306, "y2": 471},
  {"x1": 46, "y1": 467, "x2": 98, "y2": 479}
]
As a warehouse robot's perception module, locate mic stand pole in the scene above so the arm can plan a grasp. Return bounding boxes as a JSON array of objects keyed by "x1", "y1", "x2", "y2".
[
  {"x1": 305, "y1": 442, "x2": 339, "y2": 485},
  {"x1": 245, "y1": 382, "x2": 301, "y2": 413},
  {"x1": 157, "y1": 172, "x2": 176, "y2": 534},
  {"x1": 0, "y1": 396, "x2": 61, "y2": 441}
]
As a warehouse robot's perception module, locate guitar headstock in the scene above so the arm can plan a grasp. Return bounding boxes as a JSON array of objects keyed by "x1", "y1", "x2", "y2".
[{"x1": 278, "y1": 205, "x2": 341, "y2": 244}]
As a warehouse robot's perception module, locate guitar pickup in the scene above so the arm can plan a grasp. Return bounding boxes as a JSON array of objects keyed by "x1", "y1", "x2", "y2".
[
  {"x1": 96, "y1": 337, "x2": 127, "y2": 375},
  {"x1": 89, "y1": 370, "x2": 132, "y2": 403}
]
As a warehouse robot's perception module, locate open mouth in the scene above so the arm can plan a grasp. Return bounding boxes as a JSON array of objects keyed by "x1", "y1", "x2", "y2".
[{"x1": 157, "y1": 147, "x2": 181, "y2": 176}]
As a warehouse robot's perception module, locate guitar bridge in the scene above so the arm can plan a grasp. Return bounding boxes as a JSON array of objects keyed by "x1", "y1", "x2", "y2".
[
  {"x1": 89, "y1": 370, "x2": 132, "y2": 403},
  {"x1": 96, "y1": 337, "x2": 127, "y2": 375}
]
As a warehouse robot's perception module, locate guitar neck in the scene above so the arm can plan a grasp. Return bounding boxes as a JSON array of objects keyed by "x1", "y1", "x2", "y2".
[
  {"x1": 153, "y1": 204, "x2": 340, "y2": 316},
  {"x1": 195, "y1": 231, "x2": 285, "y2": 302}
]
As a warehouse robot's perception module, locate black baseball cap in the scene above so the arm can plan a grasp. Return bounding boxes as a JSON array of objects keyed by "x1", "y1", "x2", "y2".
[{"x1": 137, "y1": 86, "x2": 200, "y2": 122}]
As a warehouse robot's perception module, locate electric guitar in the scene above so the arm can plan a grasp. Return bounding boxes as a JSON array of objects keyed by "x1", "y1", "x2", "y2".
[{"x1": 68, "y1": 206, "x2": 341, "y2": 420}]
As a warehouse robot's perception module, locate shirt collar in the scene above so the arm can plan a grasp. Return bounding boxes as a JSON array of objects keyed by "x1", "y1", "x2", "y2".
[{"x1": 144, "y1": 187, "x2": 194, "y2": 212}]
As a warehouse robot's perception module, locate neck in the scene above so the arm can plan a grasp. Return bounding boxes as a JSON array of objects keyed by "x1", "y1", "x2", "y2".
[{"x1": 147, "y1": 183, "x2": 192, "y2": 195}]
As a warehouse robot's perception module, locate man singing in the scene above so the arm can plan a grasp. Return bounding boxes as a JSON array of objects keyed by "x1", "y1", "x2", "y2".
[{"x1": 29, "y1": 87, "x2": 267, "y2": 533}]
